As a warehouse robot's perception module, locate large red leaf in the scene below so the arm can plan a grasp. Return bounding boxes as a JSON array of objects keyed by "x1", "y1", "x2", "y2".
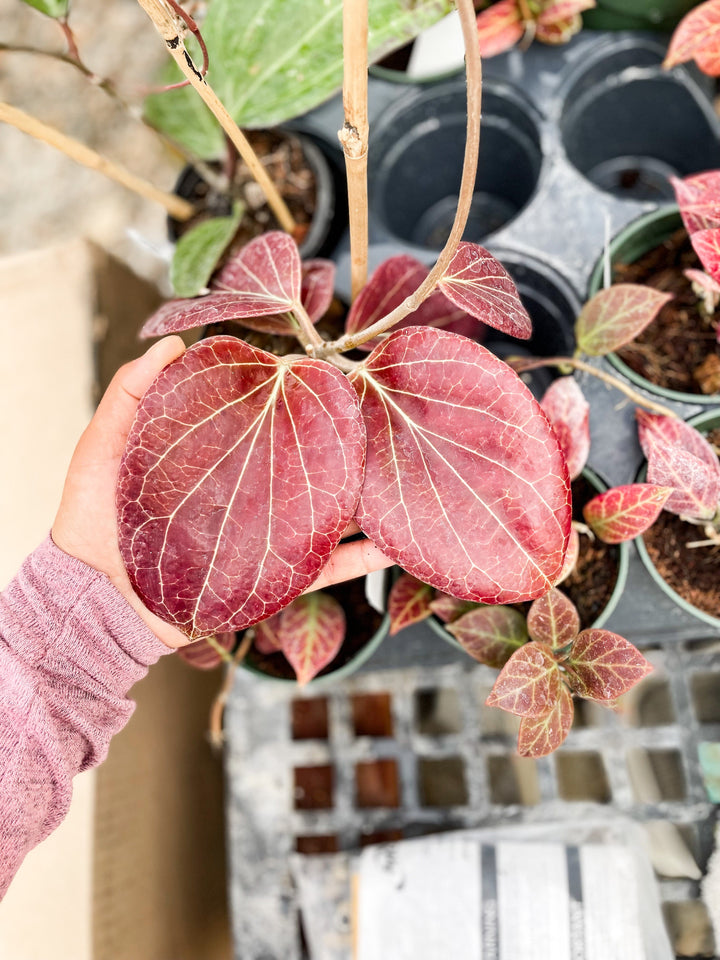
[
  {"x1": 636, "y1": 410, "x2": 720, "y2": 519},
  {"x1": 565, "y1": 630, "x2": 653, "y2": 703},
  {"x1": 690, "y1": 228, "x2": 720, "y2": 283},
  {"x1": 486, "y1": 641, "x2": 562, "y2": 719},
  {"x1": 583, "y1": 483, "x2": 672, "y2": 543},
  {"x1": 476, "y1": 0, "x2": 524, "y2": 57},
  {"x1": 526, "y1": 587, "x2": 580, "y2": 649},
  {"x1": 350, "y1": 327, "x2": 571, "y2": 604},
  {"x1": 665, "y1": 0, "x2": 720, "y2": 74},
  {"x1": 517, "y1": 683, "x2": 573, "y2": 757},
  {"x1": 447, "y1": 605, "x2": 528, "y2": 669},
  {"x1": 117, "y1": 336, "x2": 366, "y2": 639},
  {"x1": 438, "y1": 243, "x2": 533, "y2": 340},
  {"x1": 575, "y1": 284, "x2": 673, "y2": 356},
  {"x1": 387, "y1": 573, "x2": 434, "y2": 635},
  {"x1": 670, "y1": 171, "x2": 720, "y2": 235},
  {"x1": 345, "y1": 255, "x2": 479, "y2": 351},
  {"x1": 279, "y1": 592, "x2": 345, "y2": 686},
  {"x1": 540, "y1": 377, "x2": 590, "y2": 481}
]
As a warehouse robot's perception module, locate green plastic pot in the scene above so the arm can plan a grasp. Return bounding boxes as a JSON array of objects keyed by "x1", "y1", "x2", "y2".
[
  {"x1": 588, "y1": 206, "x2": 720, "y2": 407},
  {"x1": 428, "y1": 467, "x2": 630, "y2": 652},
  {"x1": 636, "y1": 409, "x2": 720, "y2": 629},
  {"x1": 582, "y1": 0, "x2": 699, "y2": 31}
]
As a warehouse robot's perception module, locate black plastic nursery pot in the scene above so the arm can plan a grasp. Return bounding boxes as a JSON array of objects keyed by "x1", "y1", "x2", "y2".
[
  {"x1": 588, "y1": 206, "x2": 720, "y2": 405},
  {"x1": 368, "y1": 79, "x2": 543, "y2": 251},
  {"x1": 169, "y1": 129, "x2": 344, "y2": 259},
  {"x1": 636, "y1": 409, "x2": 720, "y2": 630},
  {"x1": 559, "y1": 45, "x2": 720, "y2": 203},
  {"x1": 429, "y1": 467, "x2": 631, "y2": 652}
]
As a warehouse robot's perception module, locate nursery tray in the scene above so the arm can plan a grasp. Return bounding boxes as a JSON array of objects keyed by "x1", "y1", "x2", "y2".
[{"x1": 225, "y1": 29, "x2": 720, "y2": 960}]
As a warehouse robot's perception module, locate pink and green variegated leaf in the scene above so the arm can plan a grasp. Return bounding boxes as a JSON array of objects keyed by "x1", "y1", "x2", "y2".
[
  {"x1": 517, "y1": 683, "x2": 574, "y2": 757},
  {"x1": 429, "y1": 593, "x2": 479, "y2": 623},
  {"x1": 565, "y1": 630, "x2": 653, "y2": 703},
  {"x1": 438, "y1": 243, "x2": 533, "y2": 339},
  {"x1": 177, "y1": 632, "x2": 235, "y2": 670},
  {"x1": 583, "y1": 483, "x2": 673, "y2": 544},
  {"x1": 670, "y1": 172, "x2": 720, "y2": 234},
  {"x1": 140, "y1": 232, "x2": 302, "y2": 338},
  {"x1": 447, "y1": 605, "x2": 528, "y2": 669},
  {"x1": 527, "y1": 587, "x2": 580, "y2": 649},
  {"x1": 636, "y1": 410, "x2": 720, "y2": 520},
  {"x1": 540, "y1": 377, "x2": 590, "y2": 480},
  {"x1": 476, "y1": 0, "x2": 524, "y2": 57},
  {"x1": 690, "y1": 228, "x2": 720, "y2": 283},
  {"x1": 345, "y1": 255, "x2": 477, "y2": 351},
  {"x1": 388, "y1": 573, "x2": 434, "y2": 635},
  {"x1": 553, "y1": 525, "x2": 579, "y2": 585},
  {"x1": 486, "y1": 641, "x2": 562, "y2": 718},
  {"x1": 350, "y1": 327, "x2": 572, "y2": 604},
  {"x1": 664, "y1": 0, "x2": 720, "y2": 74},
  {"x1": 254, "y1": 613, "x2": 283, "y2": 654},
  {"x1": 575, "y1": 284, "x2": 673, "y2": 356},
  {"x1": 117, "y1": 336, "x2": 366, "y2": 640},
  {"x1": 279, "y1": 592, "x2": 345, "y2": 685}
]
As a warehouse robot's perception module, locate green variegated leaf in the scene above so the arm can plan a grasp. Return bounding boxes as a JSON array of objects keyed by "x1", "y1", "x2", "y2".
[
  {"x1": 517, "y1": 683, "x2": 573, "y2": 757},
  {"x1": 170, "y1": 203, "x2": 244, "y2": 298},
  {"x1": 447, "y1": 605, "x2": 527, "y2": 668},
  {"x1": 565, "y1": 630, "x2": 653, "y2": 703},
  {"x1": 526, "y1": 587, "x2": 580, "y2": 649},
  {"x1": 575, "y1": 284, "x2": 673, "y2": 356},
  {"x1": 20, "y1": 0, "x2": 69, "y2": 17}
]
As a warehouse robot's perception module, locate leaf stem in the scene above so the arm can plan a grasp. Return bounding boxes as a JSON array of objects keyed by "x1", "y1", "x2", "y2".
[
  {"x1": 135, "y1": 0, "x2": 297, "y2": 235},
  {"x1": 313, "y1": 0, "x2": 482, "y2": 357},
  {"x1": 292, "y1": 300, "x2": 325, "y2": 350},
  {"x1": 0, "y1": 100, "x2": 195, "y2": 220},
  {"x1": 508, "y1": 355, "x2": 680, "y2": 418},
  {"x1": 208, "y1": 631, "x2": 253, "y2": 750},
  {"x1": 338, "y1": 0, "x2": 369, "y2": 302},
  {"x1": 57, "y1": 16, "x2": 81, "y2": 63}
]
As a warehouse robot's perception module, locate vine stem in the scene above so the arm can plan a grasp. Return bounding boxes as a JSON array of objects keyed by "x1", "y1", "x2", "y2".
[
  {"x1": 313, "y1": 0, "x2": 482, "y2": 358},
  {"x1": 338, "y1": 0, "x2": 369, "y2": 302},
  {"x1": 292, "y1": 300, "x2": 325, "y2": 350},
  {"x1": 135, "y1": 0, "x2": 297, "y2": 235},
  {"x1": 0, "y1": 101, "x2": 195, "y2": 220},
  {"x1": 509, "y1": 355, "x2": 680, "y2": 418},
  {"x1": 208, "y1": 631, "x2": 253, "y2": 750}
]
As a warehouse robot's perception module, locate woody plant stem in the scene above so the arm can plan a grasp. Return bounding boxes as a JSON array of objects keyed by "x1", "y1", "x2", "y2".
[
  {"x1": 135, "y1": 0, "x2": 296, "y2": 235},
  {"x1": 313, "y1": 0, "x2": 482, "y2": 358}
]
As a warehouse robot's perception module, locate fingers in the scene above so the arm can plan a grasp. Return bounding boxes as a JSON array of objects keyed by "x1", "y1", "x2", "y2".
[{"x1": 308, "y1": 539, "x2": 394, "y2": 592}]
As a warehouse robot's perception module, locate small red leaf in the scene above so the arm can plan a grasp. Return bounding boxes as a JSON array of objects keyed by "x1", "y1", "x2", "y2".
[
  {"x1": 583, "y1": 483, "x2": 673, "y2": 543},
  {"x1": 254, "y1": 613, "x2": 283, "y2": 654},
  {"x1": 345, "y1": 255, "x2": 477, "y2": 351},
  {"x1": 540, "y1": 377, "x2": 590, "y2": 481},
  {"x1": 447, "y1": 605, "x2": 528, "y2": 668},
  {"x1": 476, "y1": 0, "x2": 524, "y2": 57},
  {"x1": 517, "y1": 683, "x2": 573, "y2": 757},
  {"x1": 565, "y1": 630, "x2": 653, "y2": 703},
  {"x1": 670, "y1": 171, "x2": 720, "y2": 235},
  {"x1": 438, "y1": 243, "x2": 533, "y2": 339},
  {"x1": 527, "y1": 587, "x2": 580, "y2": 649},
  {"x1": 279, "y1": 592, "x2": 345, "y2": 686},
  {"x1": 691, "y1": 228, "x2": 720, "y2": 283},
  {"x1": 665, "y1": 0, "x2": 720, "y2": 74},
  {"x1": 429, "y1": 593, "x2": 479, "y2": 623},
  {"x1": 300, "y1": 259, "x2": 336, "y2": 322},
  {"x1": 350, "y1": 327, "x2": 572, "y2": 604},
  {"x1": 575, "y1": 284, "x2": 673, "y2": 356},
  {"x1": 636, "y1": 410, "x2": 720, "y2": 519},
  {"x1": 177, "y1": 632, "x2": 234, "y2": 670},
  {"x1": 387, "y1": 573, "x2": 434, "y2": 635},
  {"x1": 553, "y1": 525, "x2": 579, "y2": 585},
  {"x1": 486, "y1": 642, "x2": 562, "y2": 719},
  {"x1": 117, "y1": 336, "x2": 366, "y2": 639}
]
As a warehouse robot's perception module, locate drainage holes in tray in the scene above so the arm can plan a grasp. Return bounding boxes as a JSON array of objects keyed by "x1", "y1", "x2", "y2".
[
  {"x1": 691, "y1": 672, "x2": 720, "y2": 724},
  {"x1": 556, "y1": 751, "x2": 611, "y2": 803},
  {"x1": 360, "y1": 828, "x2": 404, "y2": 847},
  {"x1": 487, "y1": 755, "x2": 540, "y2": 806},
  {"x1": 415, "y1": 688, "x2": 462, "y2": 736},
  {"x1": 418, "y1": 756, "x2": 468, "y2": 807},
  {"x1": 572, "y1": 699, "x2": 608, "y2": 729},
  {"x1": 561, "y1": 65, "x2": 720, "y2": 201},
  {"x1": 294, "y1": 765, "x2": 334, "y2": 810},
  {"x1": 630, "y1": 676, "x2": 676, "y2": 727},
  {"x1": 629, "y1": 749, "x2": 687, "y2": 802},
  {"x1": 351, "y1": 693, "x2": 394, "y2": 738},
  {"x1": 295, "y1": 835, "x2": 339, "y2": 854},
  {"x1": 292, "y1": 697, "x2": 329, "y2": 740},
  {"x1": 356, "y1": 759, "x2": 401, "y2": 808},
  {"x1": 370, "y1": 81, "x2": 541, "y2": 249}
]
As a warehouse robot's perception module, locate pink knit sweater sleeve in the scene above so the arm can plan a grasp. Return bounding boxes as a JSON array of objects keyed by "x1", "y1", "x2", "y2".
[{"x1": 0, "y1": 536, "x2": 171, "y2": 900}]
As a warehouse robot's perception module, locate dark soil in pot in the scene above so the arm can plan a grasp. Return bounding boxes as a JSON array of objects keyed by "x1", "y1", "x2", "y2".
[
  {"x1": 612, "y1": 228, "x2": 720, "y2": 397},
  {"x1": 642, "y1": 512, "x2": 720, "y2": 619},
  {"x1": 244, "y1": 576, "x2": 385, "y2": 681}
]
